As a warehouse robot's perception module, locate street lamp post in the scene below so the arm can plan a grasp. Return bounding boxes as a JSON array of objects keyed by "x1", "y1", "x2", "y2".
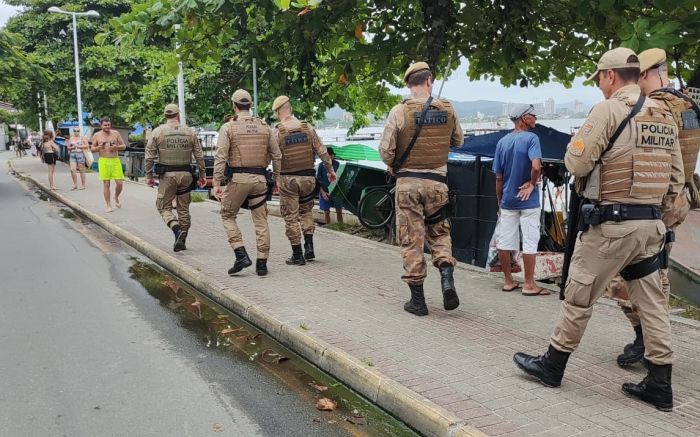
[{"x1": 48, "y1": 6, "x2": 99, "y2": 136}]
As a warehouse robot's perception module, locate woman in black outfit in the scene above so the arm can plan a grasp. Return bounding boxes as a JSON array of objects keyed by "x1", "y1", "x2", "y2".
[{"x1": 41, "y1": 130, "x2": 59, "y2": 190}]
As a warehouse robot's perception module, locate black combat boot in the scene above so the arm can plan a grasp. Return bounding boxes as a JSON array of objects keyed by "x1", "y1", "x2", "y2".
[
  {"x1": 173, "y1": 229, "x2": 188, "y2": 252},
  {"x1": 513, "y1": 345, "x2": 570, "y2": 387},
  {"x1": 404, "y1": 284, "x2": 429, "y2": 316},
  {"x1": 617, "y1": 325, "x2": 645, "y2": 367},
  {"x1": 439, "y1": 264, "x2": 459, "y2": 310},
  {"x1": 622, "y1": 362, "x2": 673, "y2": 411},
  {"x1": 286, "y1": 245, "x2": 306, "y2": 266},
  {"x1": 228, "y1": 247, "x2": 252, "y2": 275},
  {"x1": 256, "y1": 259, "x2": 268, "y2": 276},
  {"x1": 303, "y1": 234, "x2": 315, "y2": 260}
]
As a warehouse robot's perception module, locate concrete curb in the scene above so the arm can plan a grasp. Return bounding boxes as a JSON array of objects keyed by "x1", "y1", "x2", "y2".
[{"x1": 9, "y1": 159, "x2": 487, "y2": 437}]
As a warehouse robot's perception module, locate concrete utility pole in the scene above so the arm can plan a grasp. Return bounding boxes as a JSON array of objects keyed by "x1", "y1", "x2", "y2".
[
  {"x1": 37, "y1": 92, "x2": 43, "y2": 132},
  {"x1": 48, "y1": 6, "x2": 100, "y2": 136},
  {"x1": 174, "y1": 24, "x2": 187, "y2": 125}
]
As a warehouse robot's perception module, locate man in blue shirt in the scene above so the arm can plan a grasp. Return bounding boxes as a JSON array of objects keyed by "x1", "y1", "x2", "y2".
[
  {"x1": 316, "y1": 147, "x2": 344, "y2": 225},
  {"x1": 493, "y1": 104, "x2": 546, "y2": 296}
]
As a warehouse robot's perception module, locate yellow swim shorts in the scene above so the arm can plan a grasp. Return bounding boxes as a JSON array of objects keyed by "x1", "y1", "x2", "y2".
[{"x1": 98, "y1": 157, "x2": 125, "y2": 181}]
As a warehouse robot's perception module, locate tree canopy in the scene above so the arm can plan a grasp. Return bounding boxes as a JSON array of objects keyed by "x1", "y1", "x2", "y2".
[{"x1": 2, "y1": 0, "x2": 698, "y2": 132}]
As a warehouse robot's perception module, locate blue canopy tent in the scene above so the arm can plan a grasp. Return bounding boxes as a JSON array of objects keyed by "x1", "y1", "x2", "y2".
[
  {"x1": 447, "y1": 125, "x2": 572, "y2": 267},
  {"x1": 450, "y1": 124, "x2": 571, "y2": 162}
]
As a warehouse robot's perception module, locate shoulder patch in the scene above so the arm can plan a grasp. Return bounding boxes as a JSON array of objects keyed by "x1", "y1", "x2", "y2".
[{"x1": 569, "y1": 139, "x2": 585, "y2": 156}]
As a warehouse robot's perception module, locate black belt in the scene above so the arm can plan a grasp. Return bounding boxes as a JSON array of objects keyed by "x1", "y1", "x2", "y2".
[
  {"x1": 155, "y1": 164, "x2": 193, "y2": 174},
  {"x1": 598, "y1": 204, "x2": 661, "y2": 223},
  {"x1": 395, "y1": 171, "x2": 447, "y2": 184},
  {"x1": 280, "y1": 169, "x2": 315, "y2": 177},
  {"x1": 226, "y1": 166, "x2": 267, "y2": 177}
]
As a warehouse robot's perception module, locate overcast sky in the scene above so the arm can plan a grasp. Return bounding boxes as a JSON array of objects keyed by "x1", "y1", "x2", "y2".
[{"x1": 1, "y1": 2, "x2": 603, "y2": 105}]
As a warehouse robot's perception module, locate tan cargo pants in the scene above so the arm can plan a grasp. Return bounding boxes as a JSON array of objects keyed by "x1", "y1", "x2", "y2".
[
  {"x1": 220, "y1": 174, "x2": 270, "y2": 259},
  {"x1": 395, "y1": 177, "x2": 455, "y2": 285},
  {"x1": 279, "y1": 175, "x2": 316, "y2": 245},
  {"x1": 551, "y1": 219, "x2": 672, "y2": 365},
  {"x1": 156, "y1": 171, "x2": 193, "y2": 231}
]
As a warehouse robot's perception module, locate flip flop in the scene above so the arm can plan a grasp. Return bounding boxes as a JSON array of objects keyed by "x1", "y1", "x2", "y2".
[
  {"x1": 502, "y1": 283, "x2": 521, "y2": 292},
  {"x1": 522, "y1": 287, "x2": 551, "y2": 296}
]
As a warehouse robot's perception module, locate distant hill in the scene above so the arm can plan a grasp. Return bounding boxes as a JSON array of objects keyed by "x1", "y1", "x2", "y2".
[
  {"x1": 324, "y1": 99, "x2": 518, "y2": 119},
  {"x1": 323, "y1": 99, "x2": 592, "y2": 119}
]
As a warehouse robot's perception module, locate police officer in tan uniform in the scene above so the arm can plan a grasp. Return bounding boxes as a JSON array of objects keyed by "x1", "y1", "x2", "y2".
[
  {"x1": 213, "y1": 90, "x2": 282, "y2": 276},
  {"x1": 379, "y1": 62, "x2": 464, "y2": 317},
  {"x1": 272, "y1": 96, "x2": 335, "y2": 265},
  {"x1": 608, "y1": 48, "x2": 697, "y2": 367},
  {"x1": 513, "y1": 48, "x2": 684, "y2": 411},
  {"x1": 145, "y1": 104, "x2": 206, "y2": 252}
]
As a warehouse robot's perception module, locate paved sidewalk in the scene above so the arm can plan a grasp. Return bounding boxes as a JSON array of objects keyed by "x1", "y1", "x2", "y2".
[{"x1": 11, "y1": 156, "x2": 700, "y2": 437}]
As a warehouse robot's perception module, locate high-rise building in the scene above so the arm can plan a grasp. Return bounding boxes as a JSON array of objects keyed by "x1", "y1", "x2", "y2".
[
  {"x1": 574, "y1": 100, "x2": 583, "y2": 114},
  {"x1": 545, "y1": 98, "x2": 555, "y2": 115}
]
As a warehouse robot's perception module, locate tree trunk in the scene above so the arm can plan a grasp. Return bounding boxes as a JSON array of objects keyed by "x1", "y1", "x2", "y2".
[{"x1": 421, "y1": 0, "x2": 456, "y2": 73}]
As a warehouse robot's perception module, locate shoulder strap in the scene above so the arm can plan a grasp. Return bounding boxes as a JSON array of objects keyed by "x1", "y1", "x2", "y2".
[
  {"x1": 657, "y1": 87, "x2": 700, "y2": 120},
  {"x1": 601, "y1": 95, "x2": 646, "y2": 159},
  {"x1": 393, "y1": 96, "x2": 434, "y2": 172}
]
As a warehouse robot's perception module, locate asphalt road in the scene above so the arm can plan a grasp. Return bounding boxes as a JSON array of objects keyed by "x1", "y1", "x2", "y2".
[{"x1": 0, "y1": 152, "x2": 348, "y2": 437}]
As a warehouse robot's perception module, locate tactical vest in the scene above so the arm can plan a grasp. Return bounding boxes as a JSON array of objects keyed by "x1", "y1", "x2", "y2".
[
  {"x1": 395, "y1": 99, "x2": 455, "y2": 170},
  {"x1": 649, "y1": 89, "x2": 700, "y2": 183},
  {"x1": 585, "y1": 99, "x2": 677, "y2": 205},
  {"x1": 158, "y1": 124, "x2": 194, "y2": 166},
  {"x1": 227, "y1": 116, "x2": 270, "y2": 168},
  {"x1": 278, "y1": 121, "x2": 315, "y2": 173}
]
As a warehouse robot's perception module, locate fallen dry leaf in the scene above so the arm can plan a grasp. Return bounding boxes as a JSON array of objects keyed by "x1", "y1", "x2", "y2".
[
  {"x1": 312, "y1": 417, "x2": 321, "y2": 423},
  {"x1": 346, "y1": 414, "x2": 366, "y2": 426},
  {"x1": 220, "y1": 328, "x2": 236, "y2": 334},
  {"x1": 316, "y1": 398, "x2": 337, "y2": 411},
  {"x1": 309, "y1": 383, "x2": 328, "y2": 392},
  {"x1": 190, "y1": 300, "x2": 201, "y2": 307},
  {"x1": 212, "y1": 423, "x2": 224, "y2": 432}
]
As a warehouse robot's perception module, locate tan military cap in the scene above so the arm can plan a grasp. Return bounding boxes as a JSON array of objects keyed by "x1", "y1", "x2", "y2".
[
  {"x1": 231, "y1": 89, "x2": 252, "y2": 104},
  {"x1": 404, "y1": 61, "x2": 431, "y2": 82},
  {"x1": 272, "y1": 95, "x2": 290, "y2": 112},
  {"x1": 587, "y1": 47, "x2": 640, "y2": 81},
  {"x1": 164, "y1": 103, "x2": 179, "y2": 116},
  {"x1": 639, "y1": 48, "x2": 666, "y2": 73}
]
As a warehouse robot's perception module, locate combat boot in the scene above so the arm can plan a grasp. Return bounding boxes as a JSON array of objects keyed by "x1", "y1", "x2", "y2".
[
  {"x1": 513, "y1": 345, "x2": 570, "y2": 387},
  {"x1": 173, "y1": 229, "x2": 188, "y2": 252},
  {"x1": 439, "y1": 264, "x2": 459, "y2": 310},
  {"x1": 303, "y1": 234, "x2": 315, "y2": 260},
  {"x1": 286, "y1": 245, "x2": 306, "y2": 266},
  {"x1": 256, "y1": 259, "x2": 268, "y2": 276},
  {"x1": 622, "y1": 362, "x2": 673, "y2": 411},
  {"x1": 617, "y1": 325, "x2": 645, "y2": 367},
  {"x1": 404, "y1": 284, "x2": 428, "y2": 316},
  {"x1": 228, "y1": 247, "x2": 252, "y2": 275}
]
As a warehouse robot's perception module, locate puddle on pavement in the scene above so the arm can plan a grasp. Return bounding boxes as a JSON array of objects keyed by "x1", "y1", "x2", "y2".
[
  {"x1": 128, "y1": 261, "x2": 418, "y2": 437},
  {"x1": 59, "y1": 209, "x2": 77, "y2": 220},
  {"x1": 35, "y1": 190, "x2": 49, "y2": 202}
]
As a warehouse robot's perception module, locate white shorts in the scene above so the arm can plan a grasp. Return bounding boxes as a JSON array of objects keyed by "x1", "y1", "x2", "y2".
[{"x1": 496, "y1": 208, "x2": 541, "y2": 254}]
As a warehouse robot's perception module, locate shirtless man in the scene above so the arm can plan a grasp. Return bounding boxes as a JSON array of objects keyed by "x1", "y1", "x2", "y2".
[{"x1": 91, "y1": 117, "x2": 126, "y2": 212}]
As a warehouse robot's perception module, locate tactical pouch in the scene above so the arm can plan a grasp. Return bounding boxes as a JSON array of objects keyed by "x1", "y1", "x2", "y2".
[
  {"x1": 581, "y1": 163, "x2": 602, "y2": 201},
  {"x1": 580, "y1": 203, "x2": 600, "y2": 228},
  {"x1": 154, "y1": 163, "x2": 166, "y2": 176}
]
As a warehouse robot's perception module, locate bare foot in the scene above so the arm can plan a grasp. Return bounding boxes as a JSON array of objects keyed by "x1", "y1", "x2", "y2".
[
  {"x1": 105, "y1": 206, "x2": 113, "y2": 213},
  {"x1": 71, "y1": 186, "x2": 77, "y2": 191},
  {"x1": 50, "y1": 187, "x2": 58, "y2": 190},
  {"x1": 79, "y1": 186, "x2": 86, "y2": 190},
  {"x1": 115, "y1": 198, "x2": 122, "y2": 208}
]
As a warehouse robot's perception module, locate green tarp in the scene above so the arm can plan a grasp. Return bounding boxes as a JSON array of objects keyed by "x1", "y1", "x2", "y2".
[{"x1": 326, "y1": 144, "x2": 381, "y2": 161}]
